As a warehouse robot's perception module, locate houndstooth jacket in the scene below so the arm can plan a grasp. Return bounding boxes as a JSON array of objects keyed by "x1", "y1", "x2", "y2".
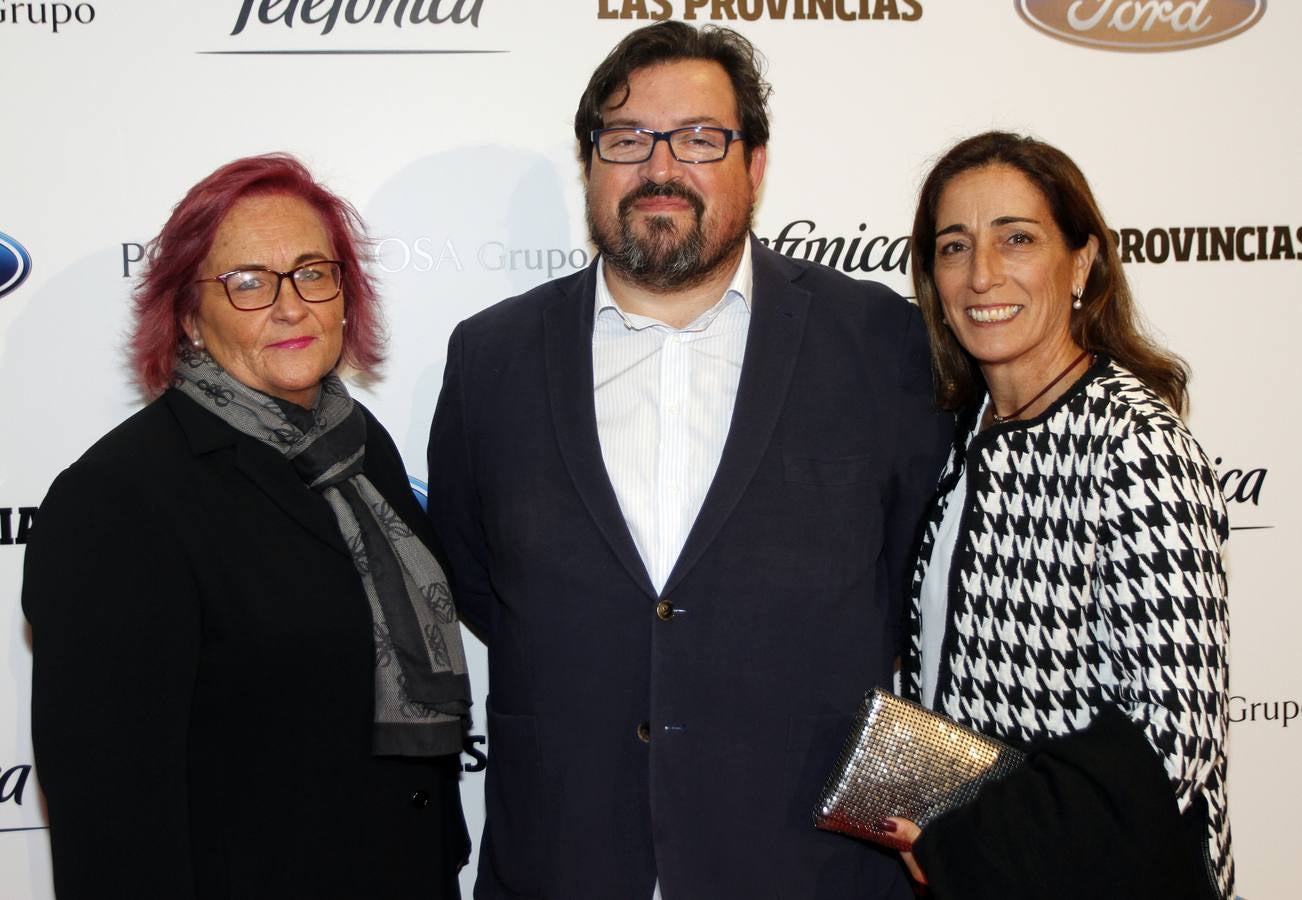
[{"x1": 901, "y1": 357, "x2": 1233, "y2": 898}]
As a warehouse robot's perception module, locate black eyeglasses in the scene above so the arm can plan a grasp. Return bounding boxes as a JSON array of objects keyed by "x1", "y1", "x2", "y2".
[
  {"x1": 194, "y1": 260, "x2": 344, "y2": 311},
  {"x1": 590, "y1": 126, "x2": 746, "y2": 164}
]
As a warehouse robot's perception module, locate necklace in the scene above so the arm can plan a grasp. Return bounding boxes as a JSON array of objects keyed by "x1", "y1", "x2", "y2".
[{"x1": 990, "y1": 349, "x2": 1093, "y2": 425}]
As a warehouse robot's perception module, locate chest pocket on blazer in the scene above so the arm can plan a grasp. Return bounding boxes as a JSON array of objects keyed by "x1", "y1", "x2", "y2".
[{"x1": 783, "y1": 451, "x2": 874, "y2": 487}]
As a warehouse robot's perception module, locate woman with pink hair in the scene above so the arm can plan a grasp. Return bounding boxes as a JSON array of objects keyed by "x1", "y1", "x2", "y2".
[{"x1": 24, "y1": 154, "x2": 471, "y2": 899}]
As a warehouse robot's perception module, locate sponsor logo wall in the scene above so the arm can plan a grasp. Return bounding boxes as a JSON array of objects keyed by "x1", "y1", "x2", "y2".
[
  {"x1": 0, "y1": 234, "x2": 32, "y2": 301},
  {"x1": 1, "y1": 1, "x2": 1297, "y2": 896},
  {"x1": 228, "y1": 0, "x2": 486, "y2": 36},
  {"x1": 1110, "y1": 225, "x2": 1301, "y2": 264},
  {"x1": 596, "y1": 0, "x2": 924, "y2": 22},
  {"x1": 1016, "y1": 0, "x2": 1267, "y2": 51},
  {"x1": 0, "y1": 2, "x2": 96, "y2": 32}
]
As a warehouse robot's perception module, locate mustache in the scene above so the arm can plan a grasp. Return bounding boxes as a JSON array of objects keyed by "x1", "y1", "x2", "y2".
[{"x1": 617, "y1": 179, "x2": 705, "y2": 219}]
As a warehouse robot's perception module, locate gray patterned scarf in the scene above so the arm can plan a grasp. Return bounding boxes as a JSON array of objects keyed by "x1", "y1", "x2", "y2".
[{"x1": 173, "y1": 348, "x2": 470, "y2": 757}]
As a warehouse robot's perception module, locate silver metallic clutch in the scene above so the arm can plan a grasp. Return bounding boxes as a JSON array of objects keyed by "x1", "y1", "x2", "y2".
[{"x1": 813, "y1": 689, "x2": 1025, "y2": 851}]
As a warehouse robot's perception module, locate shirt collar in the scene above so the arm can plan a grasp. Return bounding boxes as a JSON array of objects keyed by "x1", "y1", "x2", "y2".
[{"x1": 595, "y1": 237, "x2": 753, "y2": 332}]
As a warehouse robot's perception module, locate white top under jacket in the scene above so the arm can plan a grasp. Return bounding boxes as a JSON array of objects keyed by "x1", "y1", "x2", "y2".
[{"x1": 592, "y1": 241, "x2": 753, "y2": 595}]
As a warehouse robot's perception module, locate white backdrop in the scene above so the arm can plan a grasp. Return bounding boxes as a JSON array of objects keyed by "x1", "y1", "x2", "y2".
[{"x1": 1, "y1": 2, "x2": 1296, "y2": 898}]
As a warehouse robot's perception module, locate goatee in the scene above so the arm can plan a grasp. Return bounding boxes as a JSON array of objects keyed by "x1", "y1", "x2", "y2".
[{"x1": 587, "y1": 179, "x2": 751, "y2": 293}]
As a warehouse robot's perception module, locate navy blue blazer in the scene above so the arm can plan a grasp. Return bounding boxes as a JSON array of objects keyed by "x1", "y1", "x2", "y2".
[{"x1": 427, "y1": 239, "x2": 951, "y2": 900}]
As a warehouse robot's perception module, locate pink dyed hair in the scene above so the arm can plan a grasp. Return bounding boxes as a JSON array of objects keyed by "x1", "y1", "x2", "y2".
[{"x1": 130, "y1": 153, "x2": 385, "y2": 395}]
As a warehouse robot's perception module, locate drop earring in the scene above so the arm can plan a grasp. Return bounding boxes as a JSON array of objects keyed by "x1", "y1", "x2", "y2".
[{"x1": 1072, "y1": 289, "x2": 1083, "y2": 310}]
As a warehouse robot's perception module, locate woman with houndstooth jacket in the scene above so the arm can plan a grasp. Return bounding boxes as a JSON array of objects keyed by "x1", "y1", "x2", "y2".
[{"x1": 886, "y1": 132, "x2": 1232, "y2": 900}]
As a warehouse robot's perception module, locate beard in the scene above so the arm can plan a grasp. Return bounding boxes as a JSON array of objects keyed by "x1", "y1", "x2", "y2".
[{"x1": 587, "y1": 179, "x2": 753, "y2": 293}]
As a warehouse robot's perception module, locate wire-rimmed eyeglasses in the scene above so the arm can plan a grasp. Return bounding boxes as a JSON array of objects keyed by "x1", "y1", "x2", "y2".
[
  {"x1": 590, "y1": 126, "x2": 746, "y2": 164},
  {"x1": 194, "y1": 259, "x2": 344, "y2": 311}
]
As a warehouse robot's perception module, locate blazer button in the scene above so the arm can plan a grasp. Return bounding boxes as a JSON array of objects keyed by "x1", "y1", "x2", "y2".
[
  {"x1": 636, "y1": 721, "x2": 651, "y2": 743},
  {"x1": 410, "y1": 790, "x2": 431, "y2": 809},
  {"x1": 655, "y1": 600, "x2": 675, "y2": 621}
]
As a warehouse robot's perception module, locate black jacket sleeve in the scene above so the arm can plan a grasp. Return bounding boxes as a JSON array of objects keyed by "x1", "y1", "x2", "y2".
[
  {"x1": 426, "y1": 324, "x2": 495, "y2": 641},
  {"x1": 22, "y1": 460, "x2": 201, "y2": 899},
  {"x1": 914, "y1": 704, "x2": 1216, "y2": 900},
  {"x1": 881, "y1": 303, "x2": 952, "y2": 656}
]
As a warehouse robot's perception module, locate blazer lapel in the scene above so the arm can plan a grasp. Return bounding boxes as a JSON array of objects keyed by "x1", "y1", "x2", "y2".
[
  {"x1": 544, "y1": 265, "x2": 658, "y2": 599},
  {"x1": 165, "y1": 390, "x2": 350, "y2": 556},
  {"x1": 661, "y1": 240, "x2": 811, "y2": 597}
]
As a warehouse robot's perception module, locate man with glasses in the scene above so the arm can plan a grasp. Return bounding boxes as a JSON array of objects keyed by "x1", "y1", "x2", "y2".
[{"x1": 428, "y1": 21, "x2": 949, "y2": 900}]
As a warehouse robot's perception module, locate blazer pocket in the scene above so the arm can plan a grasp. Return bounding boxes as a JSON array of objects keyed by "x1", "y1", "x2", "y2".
[
  {"x1": 783, "y1": 452, "x2": 875, "y2": 487},
  {"x1": 777, "y1": 712, "x2": 909, "y2": 899},
  {"x1": 783, "y1": 713, "x2": 854, "y2": 823},
  {"x1": 483, "y1": 703, "x2": 544, "y2": 895}
]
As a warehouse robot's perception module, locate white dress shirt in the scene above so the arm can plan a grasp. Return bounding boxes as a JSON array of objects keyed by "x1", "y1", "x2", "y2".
[{"x1": 592, "y1": 239, "x2": 753, "y2": 596}]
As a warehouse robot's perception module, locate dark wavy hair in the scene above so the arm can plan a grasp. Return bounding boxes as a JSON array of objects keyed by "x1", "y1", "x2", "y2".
[
  {"x1": 130, "y1": 153, "x2": 384, "y2": 396},
  {"x1": 574, "y1": 21, "x2": 771, "y2": 168},
  {"x1": 911, "y1": 131, "x2": 1189, "y2": 414}
]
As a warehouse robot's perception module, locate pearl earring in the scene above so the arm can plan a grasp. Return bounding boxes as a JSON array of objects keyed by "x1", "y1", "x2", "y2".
[{"x1": 1072, "y1": 289, "x2": 1083, "y2": 310}]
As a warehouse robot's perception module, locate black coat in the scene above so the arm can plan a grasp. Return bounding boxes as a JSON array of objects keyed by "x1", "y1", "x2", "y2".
[
  {"x1": 426, "y1": 239, "x2": 953, "y2": 900},
  {"x1": 23, "y1": 389, "x2": 469, "y2": 900}
]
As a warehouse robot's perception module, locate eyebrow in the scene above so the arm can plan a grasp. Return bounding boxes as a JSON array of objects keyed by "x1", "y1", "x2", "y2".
[
  {"x1": 602, "y1": 116, "x2": 728, "y2": 129},
  {"x1": 934, "y1": 216, "x2": 1041, "y2": 238},
  {"x1": 227, "y1": 252, "x2": 328, "y2": 270}
]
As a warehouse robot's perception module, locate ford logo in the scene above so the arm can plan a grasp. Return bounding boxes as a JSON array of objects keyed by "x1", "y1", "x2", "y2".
[
  {"x1": 1016, "y1": 0, "x2": 1267, "y2": 52},
  {"x1": 0, "y1": 231, "x2": 32, "y2": 300}
]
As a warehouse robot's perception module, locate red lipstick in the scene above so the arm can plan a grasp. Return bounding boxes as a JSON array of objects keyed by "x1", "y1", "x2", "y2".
[{"x1": 268, "y1": 336, "x2": 316, "y2": 350}]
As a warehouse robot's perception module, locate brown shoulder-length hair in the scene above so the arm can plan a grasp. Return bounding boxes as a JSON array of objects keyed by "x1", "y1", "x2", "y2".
[
  {"x1": 911, "y1": 131, "x2": 1188, "y2": 414},
  {"x1": 574, "y1": 20, "x2": 771, "y2": 169},
  {"x1": 130, "y1": 153, "x2": 384, "y2": 396}
]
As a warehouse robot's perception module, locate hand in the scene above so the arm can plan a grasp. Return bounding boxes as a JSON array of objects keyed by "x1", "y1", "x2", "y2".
[{"x1": 884, "y1": 817, "x2": 927, "y2": 885}]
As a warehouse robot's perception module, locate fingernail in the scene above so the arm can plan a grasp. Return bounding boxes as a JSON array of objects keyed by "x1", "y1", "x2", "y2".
[{"x1": 877, "y1": 819, "x2": 898, "y2": 833}]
